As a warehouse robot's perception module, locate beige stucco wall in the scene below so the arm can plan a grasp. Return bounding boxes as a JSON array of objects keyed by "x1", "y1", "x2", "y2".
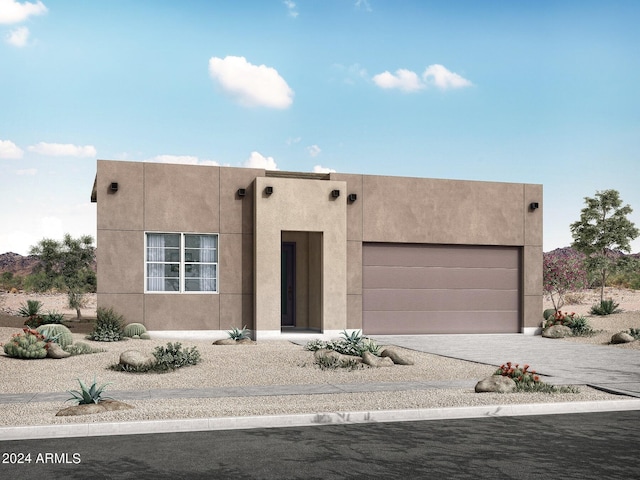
[
  {"x1": 254, "y1": 177, "x2": 347, "y2": 335},
  {"x1": 95, "y1": 160, "x2": 542, "y2": 335}
]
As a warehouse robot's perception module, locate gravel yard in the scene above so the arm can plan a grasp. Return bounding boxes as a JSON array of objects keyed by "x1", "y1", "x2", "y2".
[{"x1": 0, "y1": 290, "x2": 638, "y2": 427}]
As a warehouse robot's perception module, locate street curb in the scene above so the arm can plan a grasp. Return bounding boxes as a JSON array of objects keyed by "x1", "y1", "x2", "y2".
[{"x1": 2, "y1": 399, "x2": 640, "y2": 442}]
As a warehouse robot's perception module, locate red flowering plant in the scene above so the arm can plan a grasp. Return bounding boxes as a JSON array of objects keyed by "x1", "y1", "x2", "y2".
[
  {"x1": 544, "y1": 311, "x2": 576, "y2": 330},
  {"x1": 495, "y1": 362, "x2": 541, "y2": 389}
]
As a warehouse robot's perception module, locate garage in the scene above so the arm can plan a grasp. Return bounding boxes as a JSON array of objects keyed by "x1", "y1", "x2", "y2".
[{"x1": 362, "y1": 244, "x2": 521, "y2": 334}]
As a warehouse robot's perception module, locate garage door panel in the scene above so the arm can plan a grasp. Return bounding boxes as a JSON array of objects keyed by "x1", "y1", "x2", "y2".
[
  {"x1": 363, "y1": 243, "x2": 521, "y2": 334},
  {"x1": 363, "y1": 265, "x2": 519, "y2": 290},
  {"x1": 364, "y1": 244, "x2": 519, "y2": 269},
  {"x1": 363, "y1": 288, "x2": 519, "y2": 312},
  {"x1": 364, "y1": 311, "x2": 519, "y2": 334}
]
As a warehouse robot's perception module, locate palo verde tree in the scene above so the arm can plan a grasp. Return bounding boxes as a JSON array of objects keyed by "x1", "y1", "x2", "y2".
[
  {"x1": 29, "y1": 234, "x2": 96, "y2": 318},
  {"x1": 570, "y1": 189, "x2": 639, "y2": 302}
]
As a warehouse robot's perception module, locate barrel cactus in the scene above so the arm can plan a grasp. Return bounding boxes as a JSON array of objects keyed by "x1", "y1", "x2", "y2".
[
  {"x1": 37, "y1": 324, "x2": 74, "y2": 348},
  {"x1": 3, "y1": 328, "x2": 48, "y2": 359},
  {"x1": 123, "y1": 323, "x2": 147, "y2": 338}
]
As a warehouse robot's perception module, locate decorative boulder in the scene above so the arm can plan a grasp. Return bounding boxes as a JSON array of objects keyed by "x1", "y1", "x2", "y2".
[
  {"x1": 46, "y1": 343, "x2": 71, "y2": 359},
  {"x1": 213, "y1": 338, "x2": 241, "y2": 345},
  {"x1": 380, "y1": 348, "x2": 414, "y2": 365},
  {"x1": 475, "y1": 375, "x2": 517, "y2": 393},
  {"x1": 119, "y1": 350, "x2": 155, "y2": 369},
  {"x1": 542, "y1": 325, "x2": 573, "y2": 339},
  {"x1": 314, "y1": 349, "x2": 362, "y2": 366},
  {"x1": 611, "y1": 332, "x2": 635, "y2": 344},
  {"x1": 56, "y1": 399, "x2": 134, "y2": 417},
  {"x1": 362, "y1": 351, "x2": 394, "y2": 368}
]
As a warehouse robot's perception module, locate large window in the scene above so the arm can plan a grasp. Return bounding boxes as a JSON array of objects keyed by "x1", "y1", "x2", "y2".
[{"x1": 146, "y1": 233, "x2": 218, "y2": 293}]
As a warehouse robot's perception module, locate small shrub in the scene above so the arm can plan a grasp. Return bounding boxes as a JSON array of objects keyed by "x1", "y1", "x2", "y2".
[
  {"x1": 17, "y1": 300, "x2": 44, "y2": 328},
  {"x1": 3, "y1": 328, "x2": 48, "y2": 359},
  {"x1": 66, "y1": 378, "x2": 112, "y2": 405},
  {"x1": 227, "y1": 326, "x2": 251, "y2": 341},
  {"x1": 63, "y1": 342, "x2": 106, "y2": 356},
  {"x1": 304, "y1": 333, "x2": 381, "y2": 358},
  {"x1": 542, "y1": 308, "x2": 557, "y2": 321},
  {"x1": 42, "y1": 311, "x2": 65, "y2": 325},
  {"x1": 627, "y1": 328, "x2": 640, "y2": 340},
  {"x1": 315, "y1": 354, "x2": 361, "y2": 371},
  {"x1": 153, "y1": 342, "x2": 201, "y2": 371},
  {"x1": 87, "y1": 307, "x2": 125, "y2": 342},
  {"x1": 496, "y1": 362, "x2": 579, "y2": 393},
  {"x1": 544, "y1": 311, "x2": 593, "y2": 336},
  {"x1": 590, "y1": 299, "x2": 622, "y2": 316}
]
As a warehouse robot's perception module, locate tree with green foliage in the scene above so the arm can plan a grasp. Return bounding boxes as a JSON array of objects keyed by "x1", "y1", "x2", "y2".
[
  {"x1": 570, "y1": 190, "x2": 639, "y2": 302},
  {"x1": 29, "y1": 234, "x2": 96, "y2": 318}
]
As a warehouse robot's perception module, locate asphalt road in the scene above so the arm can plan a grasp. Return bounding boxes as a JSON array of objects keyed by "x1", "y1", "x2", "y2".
[{"x1": 2, "y1": 411, "x2": 639, "y2": 479}]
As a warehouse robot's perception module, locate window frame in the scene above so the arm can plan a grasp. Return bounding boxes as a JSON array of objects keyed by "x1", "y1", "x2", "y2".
[{"x1": 144, "y1": 232, "x2": 219, "y2": 294}]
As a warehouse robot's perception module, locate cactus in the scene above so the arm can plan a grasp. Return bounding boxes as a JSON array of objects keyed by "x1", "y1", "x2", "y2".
[
  {"x1": 543, "y1": 309, "x2": 557, "y2": 320},
  {"x1": 3, "y1": 328, "x2": 48, "y2": 359},
  {"x1": 37, "y1": 324, "x2": 74, "y2": 348},
  {"x1": 123, "y1": 323, "x2": 147, "y2": 338},
  {"x1": 139, "y1": 332, "x2": 151, "y2": 340}
]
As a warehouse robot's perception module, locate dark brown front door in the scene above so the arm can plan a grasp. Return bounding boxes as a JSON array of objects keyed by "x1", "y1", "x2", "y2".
[{"x1": 281, "y1": 242, "x2": 296, "y2": 327}]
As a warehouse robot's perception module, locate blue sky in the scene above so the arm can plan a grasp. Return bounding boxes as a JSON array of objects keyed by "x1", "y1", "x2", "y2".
[{"x1": 1, "y1": 0, "x2": 639, "y2": 255}]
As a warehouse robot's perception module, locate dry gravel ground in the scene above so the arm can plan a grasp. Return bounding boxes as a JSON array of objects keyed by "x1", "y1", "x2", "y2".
[{"x1": 0, "y1": 289, "x2": 638, "y2": 428}]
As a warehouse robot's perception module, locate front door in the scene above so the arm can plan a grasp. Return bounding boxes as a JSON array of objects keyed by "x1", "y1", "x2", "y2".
[{"x1": 281, "y1": 242, "x2": 296, "y2": 327}]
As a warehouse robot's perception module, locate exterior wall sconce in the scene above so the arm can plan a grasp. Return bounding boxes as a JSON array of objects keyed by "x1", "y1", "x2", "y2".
[
  {"x1": 110, "y1": 182, "x2": 119, "y2": 193},
  {"x1": 265, "y1": 186, "x2": 274, "y2": 196},
  {"x1": 237, "y1": 188, "x2": 246, "y2": 197},
  {"x1": 331, "y1": 189, "x2": 340, "y2": 198},
  {"x1": 348, "y1": 193, "x2": 357, "y2": 203},
  {"x1": 529, "y1": 202, "x2": 539, "y2": 211}
]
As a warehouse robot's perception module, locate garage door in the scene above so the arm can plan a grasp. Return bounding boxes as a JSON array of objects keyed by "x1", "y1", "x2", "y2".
[{"x1": 363, "y1": 244, "x2": 520, "y2": 334}]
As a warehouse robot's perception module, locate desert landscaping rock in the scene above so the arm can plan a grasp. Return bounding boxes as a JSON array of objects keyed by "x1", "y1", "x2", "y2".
[
  {"x1": 314, "y1": 349, "x2": 363, "y2": 366},
  {"x1": 56, "y1": 399, "x2": 134, "y2": 416},
  {"x1": 542, "y1": 325, "x2": 573, "y2": 338},
  {"x1": 610, "y1": 332, "x2": 635, "y2": 344},
  {"x1": 213, "y1": 338, "x2": 256, "y2": 345},
  {"x1": 119, "y1": 350, "x2": 155, "y2": 368},
  {"x1": 475, "y1": 375, "x2": 517, "y2": 393},
  {"x1": 380, "y1": 347, "x2": 414, "y2": 365},
  {"x1": 362, "y1": 351, "x2": 394, "y2": 367},
  {"x1": 46, "y1": 343, "x2": 71, "y2": 359}
]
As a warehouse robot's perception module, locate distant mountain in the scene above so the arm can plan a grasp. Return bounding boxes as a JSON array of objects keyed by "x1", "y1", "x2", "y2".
[
  {"x1": 0, "y1": 252, "x2": 41, "y2": 277},
  {"x1": 0, "y1": 252, "x2": 97, "y2": 277}
]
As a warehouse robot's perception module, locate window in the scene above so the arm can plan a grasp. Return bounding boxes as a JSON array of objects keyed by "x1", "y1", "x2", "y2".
[{"x1": 146, "y1": 233, "x2": 218, "y2": 293}]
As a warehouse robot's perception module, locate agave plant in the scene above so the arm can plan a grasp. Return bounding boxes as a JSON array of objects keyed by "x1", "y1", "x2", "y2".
[
  {"x1": 67, "y1": 378, "x2": 112, "y2": 405},
  {"x1": 227, "y1": 325, "x2": 251, "y2": 341},
  {"x1": 339, "y1": 329, "x2": 363, "y2": 346}
]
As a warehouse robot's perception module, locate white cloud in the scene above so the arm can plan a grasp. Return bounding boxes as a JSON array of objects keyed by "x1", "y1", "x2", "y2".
[
  {"x1": 372, "y1": 69, "x2": 424, "y2": 92},
  {"x1": 355, "y1": 0, "x2": 372, "y2": 12},
  {"x1": 0, "y1": 0, "x2": 47, "y2": 24},
  {"x1": 373, "y1": 64, "x2": 472, "y2": 92},
  {"x1": 6, "y1": 25, "x2": 28, "y2": 46},
  {"x1": 243, "y1": 151, "x2": 278, "y2": 170},
  {"x1": 313, "y1": 165, "x2": 336, "y2": 174},
  {"x1": 283, "y1": 0, "x2": 298, "y2": 18},
  {"x1": 286, "y1": 136, "x2": 301, "y2": 146},
  {"x1": 423, "y1": 64, "x2": 472, "y2": 89},
  {"x1": 307, "y1": 145, "x2": 321, "y2": 157},
  {"x1": 16, "y1": 168, "x2": 37, "y2": 175},
  {"x1": 208, "y1": 56, "x2": 294, "y2": 109},
  {"x1": 0, "y1": 139, "x2": 24, "y2": 159},
  {"x1": 149, "y1": 155, "x2": 220, "y2": 166},
  {"x1": 28, "y1": 142, "x2": 97, "y2": 157}
]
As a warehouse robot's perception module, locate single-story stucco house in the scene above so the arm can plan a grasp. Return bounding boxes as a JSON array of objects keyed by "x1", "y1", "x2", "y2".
[{"x1": 91, "y1": 159, "x2": 543, "y2": 339}]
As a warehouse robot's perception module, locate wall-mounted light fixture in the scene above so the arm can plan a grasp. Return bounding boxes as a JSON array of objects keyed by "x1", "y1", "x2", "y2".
[
  {"x1": 110, "y1": 182, "x2": 119, "y2": 193},
  {"x1": 237, "y1": 188, "x2": 246, "y2": 197},
  {"x1": 529, "y1": 202, "x2": 539, "y2": 211},
  {"x1": 331, "y1": 189, "x2": 340, "y2": 198},
  {"x1": 265, "y1": 186, "x2": 274, "y2": 196},
  {"x1": 348, "y1": 193, "x2": 357, "y2": 203}
]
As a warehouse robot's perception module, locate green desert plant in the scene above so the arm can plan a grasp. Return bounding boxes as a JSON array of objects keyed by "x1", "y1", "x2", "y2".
[
  {"x1": 37, "y1": 324, "x2": 74, "y2": 348},
  {"x1": 543, "y1": 308, "x2": 557, "y2": 321},
  {"x1": 152, "y1": 342, "x2": 201, "y2": 371},
  {"x1": 564, "y1": 315, "x2": 594, "y2": 336},
  {"x1": 3, "y1": 328, "x2": 48, "y2": 359},
  {"x1": 17, "y1": 300, "x2": 45, "y2": 328},
  {"x1": 123, "y1": 323, "x2": 147, "y2": 338},
  {"x1": 304, "y1": 333, "x2": 381, "y2": 358},
  {"x1": 315, "y1": 354, "x2": 361, "y2": 371},
  {"x1": 42, "y1": 311, "x2": 65, "y2": 325},
  {"x1": 63, "y1": 342, "x2": 106, "y2": 356},
  {"x1": 87, "y1": 307, "x2": 125, "y2": 342},
  {"x1": 590, "y1": 299, "x2": 622, "y2": 316},
  {"x1": 496, "y1": 362, "x2": 579, "y2": 393},
  {"x1": 227, "y1": 325, "x2": 251, "y2": 341},
  {"x1": 626, "y1": 328, "x2": 640, "y2": 340},
  {"x1": 340, "y1": 329, "x2": 363, "y2": 345},
  {"x1": 66, "y1": 377, "x2": 112, "y2": 405}
]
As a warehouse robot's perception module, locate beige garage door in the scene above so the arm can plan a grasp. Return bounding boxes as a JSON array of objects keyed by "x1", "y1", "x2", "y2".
[{"x1": 363, "y1": 244, "x2": 521, "y2": 334}]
